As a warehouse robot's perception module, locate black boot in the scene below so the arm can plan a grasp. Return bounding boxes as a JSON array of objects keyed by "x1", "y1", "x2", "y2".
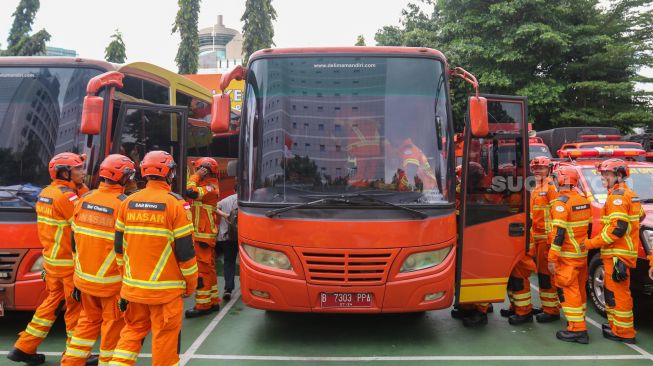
[
  {"x1": 603, "y1": 327, "x2": 636, "y2": 344},
  {"x1": 535, "y1": 312, "x2": 560, "y2": 323},
  {"x1": 508, "y1": 312, "x2": 533, "y2": 325},
  {"x1": 222, "y1": 290, "x2": 233, "y2": 302},
  {"x1": 185, "y1": 307, "x2": 213, "y2": 318},
  {"x1": 500, "y1": 308, "x2": 514, "y2": 318},
  {"x1": 532, "y1": 307, "x2": 543, "y2": 315},
  {"x1": 556, "y1": 330, "x2": 589, "y2": 344},
  {"x1": 451, "y1": 307, "x2": 474, "y2": 320},
  {"x1": 487, "y1": 303, "x2": 494, "y2": 313},
  {"x1": 85, "y1": 354, "x2": 99, "y2": 366},
  {"x1": 6, "y1": 348, "x2": 45, "y2": 366},
  {"x1": 210, "y1": 303, "x2": 221, "y2": 312},
  {"x1": 462, "y1": 311, "x2": 488, "y2": 327},
  {"x1": 602, "y1": 323, "x2": 610, "y2": 331}
]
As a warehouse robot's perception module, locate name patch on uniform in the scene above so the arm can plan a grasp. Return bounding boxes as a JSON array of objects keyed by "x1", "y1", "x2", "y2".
[
  {"x1": 129, "y1": 202, "x2": 166, "y2": 211},
  {"x1": 572, "y1": 204, "x2": 589, "y2": 211},
  {"x1": 82, "y1": 202, "x2": 114, "y2": 215},
  {"x1": 38, "y1": 196, "x2": 53, "y2": 204},
  {"x1": 555, "y1": 206, "x2": 565, "y2": 212}
]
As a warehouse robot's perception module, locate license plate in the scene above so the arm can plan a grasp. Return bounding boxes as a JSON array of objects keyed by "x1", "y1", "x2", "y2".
[{"x1": 320, "y1": 292, "x2": 373, "y2": 308}]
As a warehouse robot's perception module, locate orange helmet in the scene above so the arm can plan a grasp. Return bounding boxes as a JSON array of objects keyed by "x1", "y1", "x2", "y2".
[
  {"x1": 194, "y1": 157, "x2": 219, "y2": 175},
  {"x1": 140, "y1": 151, "x2": 176, "y2": 178},
  {"x1": 555, "y1": 165, "x2": 579, "y2": 186},
  {"x1": 99, "y1": 154, "x2": 136, "y2": 182},
  {"x1": 530, "y1": 156, "x2": 551, "y2": 170},
  {"x1": 596, "y1": 158, "x2": 629, "y2": 178},
  {"x1": 48, "y1": 153, "x2": 85, "y2": 180}
]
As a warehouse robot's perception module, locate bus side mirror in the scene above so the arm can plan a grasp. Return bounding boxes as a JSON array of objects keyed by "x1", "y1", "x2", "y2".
[
  {"x1": 211, "y1": 94, "x2": 231, "y2": 134},
  {"x1": 80, "y1": 96, "x2": 103, "y2": 135},
  {"x1": 469, "y1": 96, "x2": 489, "y2": 137},
  {"x1": 220, "y1": 65, "x2": 246, "y2": 91}
]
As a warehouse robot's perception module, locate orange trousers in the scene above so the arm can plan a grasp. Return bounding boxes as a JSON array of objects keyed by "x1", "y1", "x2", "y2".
[
  {"x1": 603, "y1": 257, "x2": 636, "y2": 339},
  {"x1": 15, "y1": 274, "x2": 81, "y2": 354},
  {"x1": 555, "y1": 261, "x2": 587, "y2": 332},
  {"x1": 535, "y1": 240, "x2": 560, "y2": 315},
  {"x1": 507, "y1": 255, "x2": 536, "y2": 316},
  {"x1": 108, "y1": 298, "x2": 183, "y2": 366},
  {"x1": 460, "y1": 303, "x2": 490, "y2": 314},
  {"x1": 61, "y1": 292, "x2": 124, "y2": 365},
  {"x1": 193, "y1": 242, "x2": 220, "y2": 310}
]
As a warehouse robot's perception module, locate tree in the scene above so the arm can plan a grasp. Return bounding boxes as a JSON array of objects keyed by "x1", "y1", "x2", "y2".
[
  {"x1": 3, "y1": 0, "x2": 50, "y2": 56},
  {"x1": 355, "y1": 35, "x2": 366, "y2": 46},
  {"x1": 241, "y1": 0, "x2": 277, "y2": 64},
  {"x1": 105, "y1": 29, "x2": 127, "y2": 63},
  {"x1": 376, "y1": 0, "x2": 653, "y2": 132},
  {"x1": 172, "y1": 0, "x2": 201, "y2": 74}
]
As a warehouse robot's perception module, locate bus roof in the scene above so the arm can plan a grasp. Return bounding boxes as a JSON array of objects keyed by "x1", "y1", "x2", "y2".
[{"x1": 249, "y1": 47, "x2": 447, "y2": 63}]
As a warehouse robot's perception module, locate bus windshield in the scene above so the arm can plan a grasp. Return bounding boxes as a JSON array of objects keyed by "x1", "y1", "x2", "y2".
[
  {"x1": 581, "y1": 167, "x2": 653, "y2": 203},
  {"x1": 240, "y1": 56, "x2": 451, "y2": 205},
  {"x1": 0, "y1": 66, "x2": 102, "y2": 207}
]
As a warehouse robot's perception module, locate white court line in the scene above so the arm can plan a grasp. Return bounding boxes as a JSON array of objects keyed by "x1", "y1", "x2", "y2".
[
  {"x1": 531, "y1": 283, "x2": 653, "y2": 361},
  {"x1": 179, "y1": 288, "x2": 241, "y2": 366},
  {"x1": 190, "y1": 354, "x2": 647, "y2": 361},
  {"x1": 0, "y1": 351, "x2": 153, "y2": 358}
]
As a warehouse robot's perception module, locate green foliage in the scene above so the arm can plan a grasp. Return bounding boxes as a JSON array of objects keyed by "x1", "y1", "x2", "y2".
[
  {"x1": 241, "y1": 0, "x2": 277, "y2": 64},
  {"x1": 3, "y1": 0, "x2": 50, "y2": 56},
  {"x1": 172, "y1": 0, "x2": 201, "y2": 74},
  {"x1": 376, "y1": 0, "x2": 653, "y2": 132},
  {"x1": 105, "y1": 29, "x2": 127, "y2": 63},
  {"x1": 355, "y1": 35, "x2": 366, "y2": 46}
]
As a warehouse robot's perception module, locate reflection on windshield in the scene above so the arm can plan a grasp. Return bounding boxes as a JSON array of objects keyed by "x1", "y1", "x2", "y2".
[
  {"x1": 529, "y1": 145, "x2": 551, "y2": 159},
  {"x1": 241, "y1": 56, "x2": 451, "y2": 205},
  {"x1": 0, "y1": 67, "x2": 102, "y2": 194},
  {"x1": 582, "y1": 167, "x2": 653, "y2": 203}
]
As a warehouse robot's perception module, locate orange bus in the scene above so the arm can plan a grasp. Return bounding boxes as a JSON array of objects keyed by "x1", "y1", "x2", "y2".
[
  {"x1": 210, "y1": 47, "x2": 532, "y2": 312},
  {"x1": 0, "y1": 57, "x2": 236, "y2": 315}
]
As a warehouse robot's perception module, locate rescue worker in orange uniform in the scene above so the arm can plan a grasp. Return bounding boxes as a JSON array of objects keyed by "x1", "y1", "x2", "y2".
[
  {"x1": 397, "y1": 138, "x2": 437, "y2": 191},
  {"x1": 586, "y1": 159, "x2": 644, "y2": 344},
  {"x1": 346, "y1": 120, "x2": 382, "y2": 187},
  {"x1": 109, "y1": 151, "x2": 198, "y2": 366},
  {"x1": 184, "y1": 157, "x2": 221, "y2": 318},
  {"x1": 548, "y1": 165, "x2": 591, "y2": 344},
  {"x1": 60, "y1": 154, "x2": 136, "y2": 366},
  {"x1": 8, "y1": 153, "x2": 86, "y2": 365}
]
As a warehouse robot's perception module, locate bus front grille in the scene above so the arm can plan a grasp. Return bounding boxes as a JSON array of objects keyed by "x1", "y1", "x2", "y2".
[{"x1": 296, "y1": 248, "x2": 398, "y2": 286}]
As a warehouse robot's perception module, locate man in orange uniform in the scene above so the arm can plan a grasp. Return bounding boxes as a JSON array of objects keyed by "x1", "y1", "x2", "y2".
[
  {"x1": 528, "y1": 157, "x2": 560, "y2": 323},
  {"x1": 548, "y1": 165, "x2": 591, "y2": 344},
  {"x1": 8, "y1": 153, "x2": 86, "y2": 365},
  {"x1": 108, "y1": 151, "x2": 198, "y2": 366},
  {"x1": 60, "y1": 154, "x2": 136, "y2": 366},
  {"x1": 586, "y1": 159, "x2": 644, "y2": 344},
  {"x1": 185, "y1": 157, "x2": 221, "y2": 318}
]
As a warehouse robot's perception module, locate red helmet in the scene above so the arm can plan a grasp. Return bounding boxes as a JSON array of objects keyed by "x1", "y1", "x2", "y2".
[
  {"x1": 140, "y1": 151, "x2": 176, "y2": 178},
  {"x1": 194, "y1": 157, "x2": 219, "y2": 175},
  {"x1": 48, "y1": 153, "x2": 85, "y2": 180},
  {"x1": 530, "y1": 156, "x2": 551, "y2": 170},
  {"x1": 99, "y1": 154, "x2": 136, "y2": 182},
  {"x1": 555, "y1": 165, "x2": 579, "y2": 186},
  {"x1": 596, "y1": 158, "x2": 629, "y2": 178}
]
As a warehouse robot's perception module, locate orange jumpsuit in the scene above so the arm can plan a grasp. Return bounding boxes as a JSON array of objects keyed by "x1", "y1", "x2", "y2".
[
  {"x1": 14, "y1": 180, "x2": 82, "y2": 354},
  {"x1": 531, "y1": 178, "x2": 560, "y2": 315},
  {"x1": 346, "y1": 121, "x2": 382, "y2": 187},
  {"x1": 586, "y1": 182, "x2": 644, "y2": 339},
  {"x1": 548, "y1": 189, "x2": 591, "y2": 332},
  {"x1": 109, "y1": 180, "x2": 198, "y2": 366},
  {"x1": 61, "y1": 182, "x2": 127, "y2": 366},
  {"x1": 398, "y1": 138, "x2": 437, "y2": 191},
  {"x1": 187, "y1": 173, "x2": 221, "y2": 310}
]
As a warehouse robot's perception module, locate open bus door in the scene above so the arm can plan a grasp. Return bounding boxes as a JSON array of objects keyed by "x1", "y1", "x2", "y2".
[
  {"x1": 110, "y1": 102, "x2": 189, "y2": 194},
  {"x1": 456, "y1": 95, "x2": 529, "y2": 305}
]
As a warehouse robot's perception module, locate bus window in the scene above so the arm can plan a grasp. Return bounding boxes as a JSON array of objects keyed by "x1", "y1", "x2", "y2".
[{"x1": 120, "y1": 76, "x2": 170, "y2": 105}]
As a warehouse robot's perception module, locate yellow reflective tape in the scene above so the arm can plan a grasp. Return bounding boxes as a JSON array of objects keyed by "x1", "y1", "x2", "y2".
[
  {"x1": 124, "y1": 225, "x2": 173, "y2": 239},
  {"x1": 108, "y1": 362, "x2": 132, "y2": 366},
  {"x1": 122, "y1": 276, "x2": 185, "y2": 290},
  {"x1": 75, "y1": 269, "x2": 122, "y2": 284},
  {"x1": 96, "y1": 251, "x2": 117, "y2": 277},
  {"x1": 149, "y1": 243, "x2": 173, "y2": 282},
  {"x1": 50, "y1": 224, "x2": 64, "y2": 261},
  {"x1": 511, "y1": 292, "x2": 532, "y2": 300},
  {"x1": 38, "y1": 216, "x2": 70, "y2": 226},
  {"x1": 70, "y1": 336, "x2": 95, "y2": 346},
  {"x1": 115, "y1": 219, "x2": 125, "y2": 231},
  {"x1": 196, "y1": 290, "x2": 212, "y2": 295},
  {"x1": 100, "y1": 350, "x2": 114, "y2": 357},
  {"x1": 513, "y1": 299, "x2": 531, "y2": 306},
  {"x1": 64, "y1": 347, "x2": 90, "y2": 358},
  {"x1": 541, "y1": 300, "x2": 560, "y2": 307},
  {"x1": 195, "y1": 298, "x2": 212, "y2": 304},
  {"x1": 72, "y1": 224, "x2": 115, "y2": 241},
  {"x1": 173, "y1": 224, "x2": 194, "y2": 238},
  {"x1": 181, "y1": 263, "x2": 198, "y2": 276},
  {"x1": 612, "y1": 319, "x2": 634, "y2": 328},
  {"x1": 112, "y1": 349, "x2": 138, "y2": 361},
  {"x1": 611, "y1": 309, "x2": 634, "y2": 317},
  {"x1": 194, "y1": 232, "x2": 217, "y2": 239},
  {"x1": 31, "y1": 315, "x2": 54, "y2": 327},
  {"x1": 44, "y1": 256, "x2": 74, "y2": 266},
  {"x1": 539, "y1": 292, "x2": 559, "y2": 299},
  {"x1": 25, "y1": 325, "x2": 48, "y2": 338}
]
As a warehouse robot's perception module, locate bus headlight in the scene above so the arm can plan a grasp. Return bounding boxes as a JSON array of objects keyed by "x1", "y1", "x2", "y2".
[
  {"x1": 242, "y1": 244, "x2": 292, "y2": 270},
  {"x1": 400, "y1": 246, "x2": 452, "y2": 273},
  {"x1": 29, "y1": 255, "x2": 44, "y2": 273}
]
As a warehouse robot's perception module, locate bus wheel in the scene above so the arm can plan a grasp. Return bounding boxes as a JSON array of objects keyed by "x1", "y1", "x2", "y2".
[{"x1": 587, "y1": 253, "x2": 607, "y2": 318}]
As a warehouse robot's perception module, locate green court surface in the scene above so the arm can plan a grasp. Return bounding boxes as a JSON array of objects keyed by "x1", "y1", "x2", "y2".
[{"x1": 1, "y1": 276, "x2": 652, "y2": 366}]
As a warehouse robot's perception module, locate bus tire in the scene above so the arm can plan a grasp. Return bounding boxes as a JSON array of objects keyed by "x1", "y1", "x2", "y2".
[{"x1": 587, "y1": 253, "x2": 607, "y2": 318}]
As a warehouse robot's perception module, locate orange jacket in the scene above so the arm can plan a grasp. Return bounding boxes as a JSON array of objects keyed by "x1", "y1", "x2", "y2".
[
  {"x1": 36, "y1": 179, "x2": 80, "y2": 277},
  {"x1": 548, "y1": 188, "x2": 591, "y2": 265},
  {"x1": 186, "y1": 174, "x2": 220, "y2": 244},
  {"x1": 71, "y1": 182, "x2": 126, "y2": 297},
  {"x1": 114, "y1": 180, "x2": 198, "y2": 304},
  {"x1": 530, "y1": 177, "x2": 558, "y2": 240},
  {"x1": 586, "y1": 182, "x2": 645, "y2": 268}
]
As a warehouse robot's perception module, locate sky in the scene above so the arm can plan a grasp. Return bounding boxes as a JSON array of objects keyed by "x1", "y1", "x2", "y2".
[{"x1": 0, "y1": 0, "x2": 414, "y2": 71}]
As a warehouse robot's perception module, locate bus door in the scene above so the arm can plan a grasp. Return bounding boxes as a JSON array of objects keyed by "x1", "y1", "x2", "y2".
[
  {"x1": 111, "y1": 102, "x2": 189, "y2": 194},
  {"x1": 456, "y1": 95, "x2": 529, "y2": 304}
]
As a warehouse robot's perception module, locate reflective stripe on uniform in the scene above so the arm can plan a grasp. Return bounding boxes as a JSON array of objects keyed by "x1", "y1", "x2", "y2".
[
  {"x1": 112, "y1": 349, "x2": 138, "y2": 361},
  {"x1": 124, "y1": 225, "x2": 173, "y2": 239},
  {"x1": 72, "y1": 223, "x2": 115, "y2": 241},
  {"x1": 75, "y1": 269, "x2": 122, "y2": 284},
  {"x1": 173, "y1": 224, "x2": 194, "y2": 238},
  {"x1": 181, "y1": 263, "x2": 198, "y2": 276},
  {"x1": 122, "y1": 276, "x2": 186, "y2": 290},
  {"x1": 31, "y1": 315, "x2": 54, "y2": 327},
  {"x1": 25, "y1": 325, "x2": 48, "y2": 338},
  {"x1": 149, "y1": 243, "x2": 173, "y2": 281}
]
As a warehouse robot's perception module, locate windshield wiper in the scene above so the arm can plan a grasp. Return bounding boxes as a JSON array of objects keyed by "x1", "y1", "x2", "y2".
[
  {"x1": 0, "y1": 187, "x2": 37, "y2": 208},
  {"x1": 265, "y1": 197, "x2": 353, "y2": 218},
  {"x1": 298, "y1": 193, "x2": 429, "y2": 219}
]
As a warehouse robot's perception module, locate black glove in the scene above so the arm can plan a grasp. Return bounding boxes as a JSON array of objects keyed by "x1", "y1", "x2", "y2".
[
  {"x1": 71, "y1": 287, "x2": 81, "y2": 302},
  {"x1": 118, "y1": 298, "x2": 129, "y2": 312},
  {"x1": 40, "y1": 270, "x2": 46, "y2": 281},
  {"x1": 612, "y1": 257, "x2": 628, "y2": 282}
]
